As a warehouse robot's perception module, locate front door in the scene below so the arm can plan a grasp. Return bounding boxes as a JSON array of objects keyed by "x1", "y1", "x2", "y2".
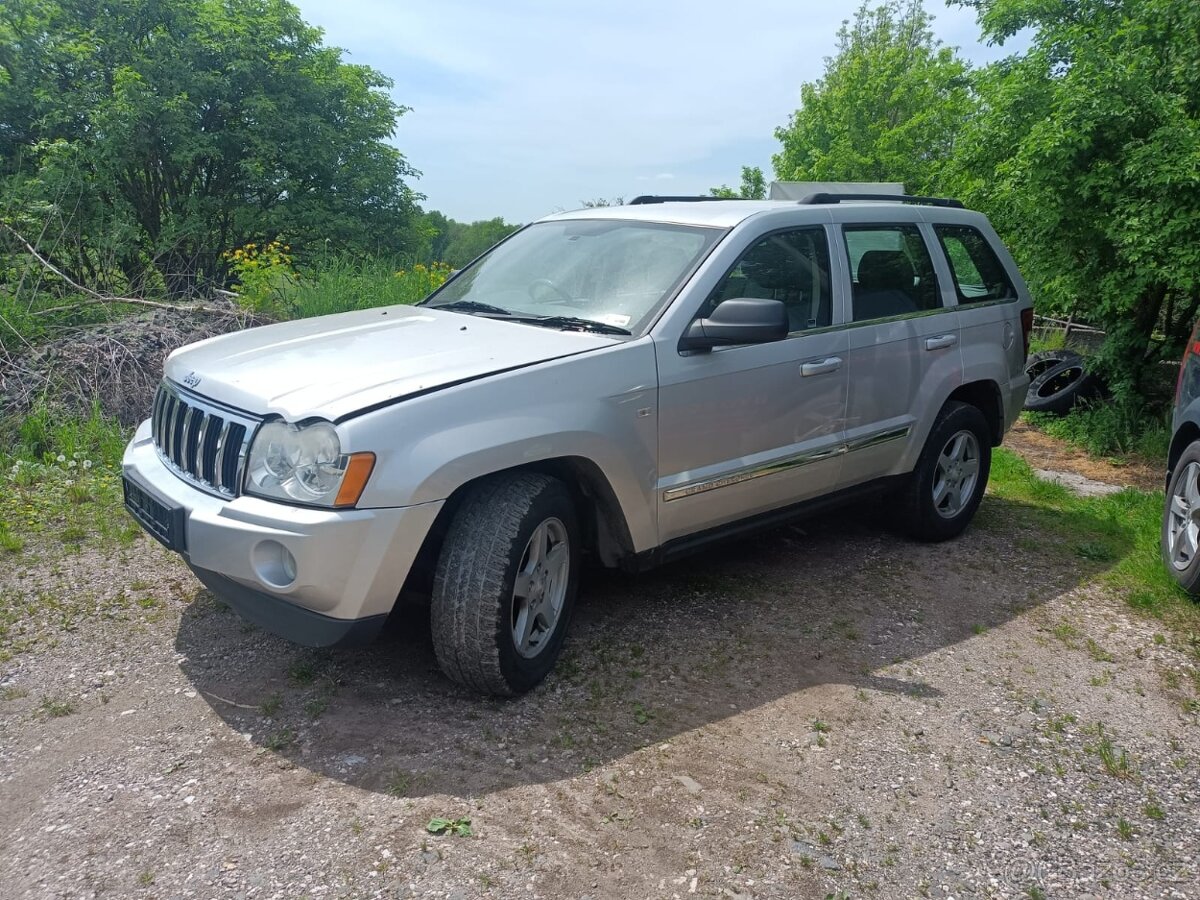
[{"x1": 656, "y1": 226, "x2": 849, "y2": 544}]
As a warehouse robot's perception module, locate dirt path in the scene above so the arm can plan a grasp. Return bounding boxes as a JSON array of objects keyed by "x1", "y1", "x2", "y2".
[
  {"x1": 2, "y1": 485, "x2": 1197, "y2": 899},
  {"x1": 1005, "y1": 420, "x2": 1163, "y2": 492}
]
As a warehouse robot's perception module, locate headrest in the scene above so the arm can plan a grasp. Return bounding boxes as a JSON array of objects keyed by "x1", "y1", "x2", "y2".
[{"x1": 857, "y1": 250, "x2": 914, "y2": 292}]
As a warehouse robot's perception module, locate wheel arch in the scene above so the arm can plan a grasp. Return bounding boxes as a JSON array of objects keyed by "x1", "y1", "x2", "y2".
[
  {"x1": 947, "y1": 379, "x2": 1004, "y2": 446},
  {"x1": 1167, "y1": 421, "x2": 1200, "y2": 489},
  {"x1": 399, "y1": 456, "x2": 637, "y2": 598}
]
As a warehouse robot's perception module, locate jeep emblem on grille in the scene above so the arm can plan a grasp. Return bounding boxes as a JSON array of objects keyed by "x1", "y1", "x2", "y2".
[{"x1": 183, "y1": 371, "x2": 201, "y2": 388}]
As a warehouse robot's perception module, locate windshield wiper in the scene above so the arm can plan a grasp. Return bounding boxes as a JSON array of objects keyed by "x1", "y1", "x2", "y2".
[
  {"x1": 426, "y1": 299, "x2": 512, "y2": 316},
  {"x1": 512, "y1": 315, "x2": 631, "y2": 336}
]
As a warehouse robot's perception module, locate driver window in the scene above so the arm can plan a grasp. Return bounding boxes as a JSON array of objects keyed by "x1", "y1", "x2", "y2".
[{"x1": 702, "y1": 228, "x2": 832, "y2": 333}]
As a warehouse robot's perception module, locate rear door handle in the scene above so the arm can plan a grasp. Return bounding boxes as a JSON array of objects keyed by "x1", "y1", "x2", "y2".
[
  {"x1": 801, "y1": 356, "x2": 842, "y2": 377},
  {"x1": 925, "y1": 334, "x2": 958, "y2": 351}
]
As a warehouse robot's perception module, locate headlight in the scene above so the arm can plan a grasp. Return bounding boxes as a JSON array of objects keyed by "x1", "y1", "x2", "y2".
[{"x1": 245, "y1": 420, "x2": 374, "y2": 507}]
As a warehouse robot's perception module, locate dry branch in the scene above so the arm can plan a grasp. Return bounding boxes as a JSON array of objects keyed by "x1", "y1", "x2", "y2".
[{"x1": 0, "y1": 221, "x2": 230, "y2": 317}]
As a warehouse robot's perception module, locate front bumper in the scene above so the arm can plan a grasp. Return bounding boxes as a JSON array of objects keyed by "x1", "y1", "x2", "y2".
[{"x1": 122, "y1": 419, "x2": 444, "y2": 646}]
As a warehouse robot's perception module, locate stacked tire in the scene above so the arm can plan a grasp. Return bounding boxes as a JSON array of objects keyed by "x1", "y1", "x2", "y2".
[{"x1": 1023, "y1": 349, "x2": 1104, "y2": 415}]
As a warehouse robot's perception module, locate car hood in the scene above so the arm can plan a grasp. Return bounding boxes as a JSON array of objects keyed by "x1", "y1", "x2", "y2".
[{"x1": 163, "y1": 305, "x2": 618, "y2": 421}]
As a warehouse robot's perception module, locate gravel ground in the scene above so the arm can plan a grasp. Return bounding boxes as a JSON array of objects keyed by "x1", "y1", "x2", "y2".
[{"x1": 1, "y1": 489, "x2": 1198, "y2": 899}]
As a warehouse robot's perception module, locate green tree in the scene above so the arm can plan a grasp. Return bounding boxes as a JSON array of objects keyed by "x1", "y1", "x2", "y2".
[
  {"x1": 0, "y1": 0, "x2": 420, "y2": 295},
  {"x1": 440, "y1": 217, "x2": 521, "y2": 268},
  {"x1": 709, "y1": 166, "x2": 767, "y2": 199},
  {"x1": 772, "y1": 0, "x2": 973, "y2": 193},
  {"x1": 951, "y1": 0, "x2": 1200, "y2": 400}
]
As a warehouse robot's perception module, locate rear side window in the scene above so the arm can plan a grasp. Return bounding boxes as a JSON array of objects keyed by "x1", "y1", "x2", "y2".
[
  {"x1": 935, "y1": 225, "x2": 1016, "y2": 304},
  {"x1": 704, "y1": 227, "x2": 833, "y2": 333},
  {"x1": 844, "y1": 225, "x2": 941, "y2": 322}
]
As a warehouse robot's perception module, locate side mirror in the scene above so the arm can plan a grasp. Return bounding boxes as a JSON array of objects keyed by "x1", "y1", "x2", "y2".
[{"x1": 678, "y1": 298, "x2": 788, "y2": 352}]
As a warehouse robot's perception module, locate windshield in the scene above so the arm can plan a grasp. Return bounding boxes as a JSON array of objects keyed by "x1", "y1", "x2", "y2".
[{"x1": 423, "y1": 219, "x2": 723, "y2": 334}]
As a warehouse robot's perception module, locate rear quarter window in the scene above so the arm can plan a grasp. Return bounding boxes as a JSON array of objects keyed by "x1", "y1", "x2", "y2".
[{"x1": 935, "y1": 225, "x2": 1016, "y2": 304}]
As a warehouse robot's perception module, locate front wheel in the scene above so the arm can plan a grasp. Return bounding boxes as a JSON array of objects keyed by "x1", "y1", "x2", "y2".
[
  {"x1": 431, "y1": 472, "x2": 580, "y2": 695},
  {"x1": 1162, "y1": 442, "x2": 1200, "y2": 594},
  {"x1": 894, "y1": 401, "x2": 992, "y2": 542}
]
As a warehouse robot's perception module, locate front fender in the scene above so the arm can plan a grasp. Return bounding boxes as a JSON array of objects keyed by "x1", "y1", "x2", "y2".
[{"x1": 341, "y1": 339, "x2": 661, "y2": 553}]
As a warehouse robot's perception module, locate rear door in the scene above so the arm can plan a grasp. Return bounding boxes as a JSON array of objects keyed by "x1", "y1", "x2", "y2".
[
  {"x1": 837, "y1": 221, "x2": 962, "y2": 486},
  {"x1": 655, "y1": 225, "x2": 848, "y2": 543},
  {"x1": 932, "y1": 222, "x2": 1025, "y2": 430}
]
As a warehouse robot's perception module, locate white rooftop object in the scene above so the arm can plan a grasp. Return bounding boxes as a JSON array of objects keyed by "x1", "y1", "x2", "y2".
[{"x1": 768, "y1": 181, "x2": 905, "y2": 200}]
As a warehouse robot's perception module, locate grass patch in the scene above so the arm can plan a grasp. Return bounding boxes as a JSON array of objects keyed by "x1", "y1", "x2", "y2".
[
  {"x1": 988, "y1": 449, "x2": 1196, "y2": 631},
  {"x1": 264, "y1": 728, "x2": 294, "y2": 751},
  {"x1": 260, "y1": 692, "x2": 283, "y2": 717},
  {"x1": 38, "y1": 695, "x2": 76, "y2": 718},
  {"x1": 386, "y1": 769, "x2": 419, "y2": 797},
  {"x1": 0, "y1": 404, "x2": 133, "y2": 554}
]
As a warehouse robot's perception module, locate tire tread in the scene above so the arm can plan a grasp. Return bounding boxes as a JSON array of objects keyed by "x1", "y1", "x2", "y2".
[{"x1": 431, "y1": 473, "x2": 561, "y2": 695}]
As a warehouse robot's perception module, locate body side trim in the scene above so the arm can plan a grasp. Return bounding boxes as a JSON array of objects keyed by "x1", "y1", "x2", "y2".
[{"x1": 661, "y1": 425, "x2": 909, "y2": 502}]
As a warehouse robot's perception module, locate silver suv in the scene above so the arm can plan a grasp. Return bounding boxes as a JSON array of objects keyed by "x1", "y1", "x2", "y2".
[{"x1": 123, "y1": 193, "x2": 1033, "y2": 694}]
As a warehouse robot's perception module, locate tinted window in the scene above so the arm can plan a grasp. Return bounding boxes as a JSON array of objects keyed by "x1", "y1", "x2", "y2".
[
  {"x1": 935, "y1": 225, "x2": 1017, "y2": 303},
  {"x1": 704, "y1": 228, "x2": 832, "y2": 333},
  {"x1": 844, "y1": 225, "x2": 941, "y2": 322}
]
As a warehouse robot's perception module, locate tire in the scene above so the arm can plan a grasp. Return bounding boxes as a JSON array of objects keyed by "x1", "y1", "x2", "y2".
[
  {"x1": 1024, "y1": 358, "x2": 1102, "y2": 415},
  {"x1": 430, "y1": 472, "x2": 580, "y2": 696},
  {"x1": 894, "y1": 401, "x2": 992, "y2": 542},
  {"x1": 1024, "y1": 348, "x2": 1081, "y2": 383},
  {"x1": 1162, "y1": 442, "x2": 1200, "y2": 594}
]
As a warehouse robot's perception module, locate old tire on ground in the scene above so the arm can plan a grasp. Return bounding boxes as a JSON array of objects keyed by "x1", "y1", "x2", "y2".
[
  {"x1": 1161, "y1": 441, "x2": 1200, "y2": 594},
  {"x1": 431, "y1": 472, "x2": 580, "y2": 696},
  {"x1": 894, "y1": 401, "x2": 992, "y2": 542},
  {"x1": 1024, "y1": 348, "x2": 1082, "y2": 384},
  {"x1": 1024, "y1": 358, "x2": 1103, "y2": 415}
]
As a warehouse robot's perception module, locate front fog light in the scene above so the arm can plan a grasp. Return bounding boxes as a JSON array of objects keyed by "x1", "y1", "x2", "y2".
[
  {"x1": 246, "y1": 420, "x2": 374, "y2": 507},
  {"x1": 253, "y1": 540, "x2": 297, "y2": 588}
]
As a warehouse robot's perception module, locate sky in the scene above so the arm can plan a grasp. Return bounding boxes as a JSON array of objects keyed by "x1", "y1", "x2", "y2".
[{"x1": 294, "y1": 1, "x2": 1027, "y2": 223}]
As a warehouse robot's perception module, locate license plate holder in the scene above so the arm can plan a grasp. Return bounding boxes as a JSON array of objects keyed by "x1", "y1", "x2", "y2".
[{"x1": 122, "y1": 473, "x2": 186, "y2": 552}]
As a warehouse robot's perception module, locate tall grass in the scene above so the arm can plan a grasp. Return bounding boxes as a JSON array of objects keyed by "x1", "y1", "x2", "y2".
[
  {"x1": 224, "y1": 248, "x2": 453, "y2": 320},
  {"x1": 0, "y1": 402, "x2": 133, "y2": 558},
  {"x1": 283, "y1": 258, "x2": 451, "y2": 319},
  {"x1": 5, "y1": 402, "x2": 127, "y2": 467},
  {"x1": 1025, "y1": 401, "x2": 1171, "y2": 460}
]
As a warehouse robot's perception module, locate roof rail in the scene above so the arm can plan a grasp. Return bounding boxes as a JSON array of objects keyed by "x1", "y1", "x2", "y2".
[
  {"x1": 798, "y1": 192, "x2": 964, "y2": 209},
  {"x1": 628, "y1": 195, "x2": 743, "y2": 205}
]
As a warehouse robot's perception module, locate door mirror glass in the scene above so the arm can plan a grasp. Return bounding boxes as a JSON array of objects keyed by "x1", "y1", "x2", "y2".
[{"x1": 679, "y1": 298, "x2": 788, "y2": 351}]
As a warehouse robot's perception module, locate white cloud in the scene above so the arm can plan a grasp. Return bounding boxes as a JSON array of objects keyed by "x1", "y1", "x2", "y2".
[{"x1": 296, "y1": 0, "x2": 1026, "y2": 222}]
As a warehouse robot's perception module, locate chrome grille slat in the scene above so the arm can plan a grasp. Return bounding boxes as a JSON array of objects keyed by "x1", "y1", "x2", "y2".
[
  {"x1": 151, "y1": 387, "x2": 167, "y2": 448},
  {"x1": 213, "y1": 421, "x2": 232, "y2": 492},
  {"x1": 170, "y1": 402, "x2": 189, "y2": 468},
  {"x1": 193, "y1": 413, "x2": 210, "y2": 477},
  {"x1": 149, "y1": 380, "x2": 258, "y2": 498},
  {"x1": 183, "y1": 407, "x2": 202, "y2": 472},
  {"x1": 166, "y1": 397, "x2": 183, "y2": 463}
]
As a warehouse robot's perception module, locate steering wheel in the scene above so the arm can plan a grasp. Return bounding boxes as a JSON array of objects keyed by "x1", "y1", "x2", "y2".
[{"x1": 527, "y1": 278, "x2": 572, "y2": 304}]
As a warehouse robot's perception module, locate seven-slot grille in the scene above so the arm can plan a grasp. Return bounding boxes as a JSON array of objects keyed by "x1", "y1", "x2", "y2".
[{"x1": 151, "y1": 381, "x2": 257, "y2": 497}]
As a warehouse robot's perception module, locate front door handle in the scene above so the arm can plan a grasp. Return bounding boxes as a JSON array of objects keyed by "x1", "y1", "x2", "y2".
[
  {"x1": 801, "y1": 356, "x2": 842, "y2": 377},
  {"x1": 925, "y1": 334, "x2": 958, "y2": 351}
]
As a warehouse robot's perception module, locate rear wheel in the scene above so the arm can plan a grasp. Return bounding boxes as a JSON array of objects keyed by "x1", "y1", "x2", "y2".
[
  {"x1": 895, "y1": 401, "x2": 992, "y2": 542},
  {"x1": 431, "y1": 472, "x2": 580, "y2": 695},
  {"x1": 1162, "y1": 442, "x2": 1200, "y2": 594}
]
